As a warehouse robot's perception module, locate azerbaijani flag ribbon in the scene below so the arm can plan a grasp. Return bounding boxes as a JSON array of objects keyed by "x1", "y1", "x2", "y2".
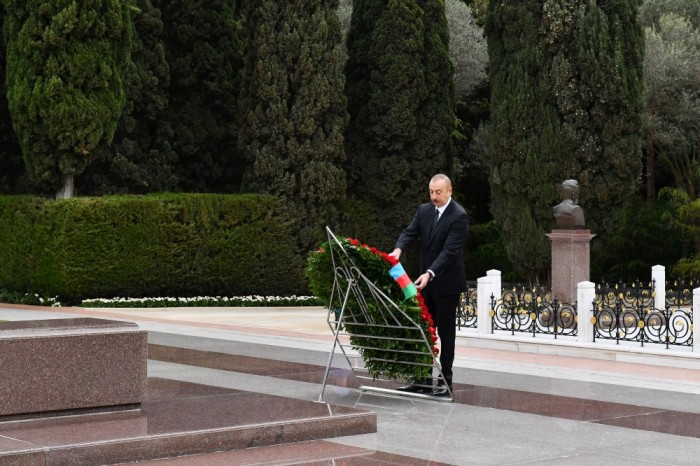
[{"x1": 388, "y1": 263, "x2": 417, "y2": 300}]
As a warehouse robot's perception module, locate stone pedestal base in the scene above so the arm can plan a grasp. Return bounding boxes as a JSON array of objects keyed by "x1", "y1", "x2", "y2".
[
  {"x1": 546, "y1": 230, "x2": 595, "y2": 304},
  {"x1": 0, "y1": 318, "x2": 147, "y2": 419}
]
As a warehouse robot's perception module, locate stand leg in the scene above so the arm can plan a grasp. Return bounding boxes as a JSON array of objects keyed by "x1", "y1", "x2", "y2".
[{"x1": 318, "y1": 280, "x2": 354, "y2": 402}]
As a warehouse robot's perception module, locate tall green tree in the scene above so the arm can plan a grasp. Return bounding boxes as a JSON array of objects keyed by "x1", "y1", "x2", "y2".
[
  {"x1": 79, "y1": 0, "x2": 178, "y2": 195},
  {"x1": 239, "y1": 0, "x2": 348, "y2": 252},
  {"x1": 153, "y1": 0, "x2": 243, "y2": 193},
  {"x1": 640, "y1": 3, "x2": 700, "y2": 201},
  {"x1": 0, "y1": 6, "x2": 24, "y2": 194},
  {"x1": 345, "y1": 0, "x2": 455, "y2": 247},
  {"x1": 486, "y1": 0, "x2": 644, "y2": 281},
  {"x1": 2, "y1": 0, "x2": 134, "y2": 198}
]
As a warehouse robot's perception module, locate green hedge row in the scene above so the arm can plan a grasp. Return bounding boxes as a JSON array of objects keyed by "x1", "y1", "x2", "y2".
[{"x1": 0, "y1": 194, "x2": 306, "y2": 302}]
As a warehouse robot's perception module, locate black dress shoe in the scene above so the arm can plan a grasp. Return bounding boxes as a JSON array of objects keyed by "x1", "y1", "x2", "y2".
[
  {"x1": 396, "y1": 384, "x2": 430, "y2": 394},
  {"x1": 431, "y1": 385, "x2": 452, "y2": 397}
]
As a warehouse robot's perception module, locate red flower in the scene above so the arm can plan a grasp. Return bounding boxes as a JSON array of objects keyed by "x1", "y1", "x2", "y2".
[{"x1": 317, "y1": 247, "x2": 325, "y2": 253}]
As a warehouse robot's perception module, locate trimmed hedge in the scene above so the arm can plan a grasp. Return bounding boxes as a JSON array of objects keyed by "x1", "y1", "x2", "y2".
[{"x1": 0, "y1": 194, "x2": 306, "y2": 302}]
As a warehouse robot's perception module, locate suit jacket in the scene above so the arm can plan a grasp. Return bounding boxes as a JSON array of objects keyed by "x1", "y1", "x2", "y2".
[{"x1": 395, "y1": 199, "x2": 469, "y2": 296}]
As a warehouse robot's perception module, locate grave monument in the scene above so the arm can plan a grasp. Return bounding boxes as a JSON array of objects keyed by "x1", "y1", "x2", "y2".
[{"x1": 546, "y1": 180, "x2": 595, "y2": 303}]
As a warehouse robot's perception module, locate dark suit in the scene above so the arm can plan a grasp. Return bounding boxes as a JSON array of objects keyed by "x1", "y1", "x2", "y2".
[{"x1": 394, "y1": 199, "x2": 469, "y2": 385}]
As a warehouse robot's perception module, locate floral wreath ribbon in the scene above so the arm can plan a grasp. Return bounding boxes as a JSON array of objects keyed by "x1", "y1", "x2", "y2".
[{"x1": 388, "y1": 262, "x2": 417, "y2": 300}]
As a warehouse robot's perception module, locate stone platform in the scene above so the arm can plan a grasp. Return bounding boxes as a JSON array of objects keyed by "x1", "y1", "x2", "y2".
[
  {"x1": 3, "y1": 304, "x2": 700, "y2": 465},
  {"x1": 0, "y1": 378, "x2": 376, "y2": 465},
  {"x1": 0, "y1": 318, "x2": 148, "y2": 419},
  {"x1": 547, "y1": 229, "x2": 595, "y2": 303}
]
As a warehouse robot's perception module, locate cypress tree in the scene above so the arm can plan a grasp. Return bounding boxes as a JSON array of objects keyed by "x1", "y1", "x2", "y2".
[
  {"x1": 153, "y1": 0, "x2": 243, "y2": 193},
  {"x1": 486, "y1": 0, "x2": 644, "y2": 281},
  {"x1": 2, "y1": 0, "x2": 134, "y2": 198},
  {"x1": 420, "y1": 0, "x2": 456, "y2": 175},
  {"x1": 238, "y1": 0, "x2": 348, "y2": 252},
  {"x1": 343, "y1": 0, "x2": 385, "y2": 206},
  {"x1": 79, "y1": 0, "x2": 178, "y2": 195},
  {"x1": 0, "y1": 6, "x2": 24, "y2": 194},
  {"x1": 345, "y1": 0, "x2": 455, "y2": 246}
]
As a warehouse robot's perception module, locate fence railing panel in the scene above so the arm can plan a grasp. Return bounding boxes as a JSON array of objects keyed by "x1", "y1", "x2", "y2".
[
  {"x1": 591, "y1": 280, "x2": 693, "y2": 348},
  {"x1": 456, "y1": 281, "x2": 478, "y2": 330},
  {"x1": 489, "y1": 285, "x2": 577, "y2": 338},
  {"x1": 460, "y1": 275, "x2": 694, "y2": 349}
]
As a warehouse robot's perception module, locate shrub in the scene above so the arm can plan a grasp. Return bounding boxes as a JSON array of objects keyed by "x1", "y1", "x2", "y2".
[{"x1": 0, "y1": 193, "x2": 306, "y2": 303}]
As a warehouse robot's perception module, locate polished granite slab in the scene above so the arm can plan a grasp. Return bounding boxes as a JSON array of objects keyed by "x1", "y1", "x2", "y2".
[
  {"x1": 0, "y1": 378, "x2": 376, "y2": 465},
  {"x1": 148, "y1": 343, "x2": 700, "y2": 440},
  {"x1": 0, "y1": 318, "x2": 147, "y2": 418},
  {"x1": 125, "y1": 439, "x2": 453, "y2": 465}
]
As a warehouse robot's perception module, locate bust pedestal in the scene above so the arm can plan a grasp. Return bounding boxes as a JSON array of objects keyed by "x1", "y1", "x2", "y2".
[{"x1": 546, "y1": 230, "x2": 595, "y2": 304}]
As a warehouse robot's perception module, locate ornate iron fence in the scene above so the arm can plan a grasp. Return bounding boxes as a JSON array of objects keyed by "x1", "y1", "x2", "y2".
[
  {"x1": 490, "y1": 285, "x2": 577, "y2": 338},
  {"x1": 456, "y1": 281, "x2": 478, "y2": 329},
  {"x1": 665, "y1": 277, "x2": 698, "y2": 308},
  {"x1": 593, "y1": 280, "x2": 693, "y2": 348},
  {"x1": 455, "y1": 277, "x2": 695, "y2": 348}
]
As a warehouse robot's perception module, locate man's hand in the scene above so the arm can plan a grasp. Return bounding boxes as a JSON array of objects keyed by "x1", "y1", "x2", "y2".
[
  {"x1": 388, "y1": 248, "x2": 402, "y2": 260},
  {"x1": 414, "y1": 272, "x2": 431, "y2": 290}
]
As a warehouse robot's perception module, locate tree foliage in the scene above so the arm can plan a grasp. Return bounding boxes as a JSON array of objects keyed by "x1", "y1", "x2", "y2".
[
  {"x1": 593, "y1": 195, "x2": 683, "y2": 281},
  {"x1": 2, "y1": 0, "x2": 134, "y2": 197},
  {"x1": 467, "y1": 0, "x2": 489, "y2": 28},
  {"x1": 486, "y1": 0, "x2": 644, "y2": 281},
  {"x1": 0, "y1": 6, "x2": 24, "y2": 194},
  {"x1": 338, "y1": 0, "x2": 486, "y2": 101},
  {"x1": 638, "y1": 1, "x2": 700, "y2": 275},
  {"x1": 641, "y1": 6, "x2": 700, "y2": 200},
  {"x1": 153, "y1": 0, "x2": 243, "y2": 193},
  {"x1": 238, "y1": 0, "x2": 348, "y2": 252},
  {"x1": 447, "y1": 0, "x2": 491, "y2": 223},
  {"x1": 336, "y1": 0, "x2": 353, "y2": 65},
  {"x1": 345, "y1": 0, "x2": 455, "y2": 248},
  {"x1": 79, "y1": 0, "x2": 178, "y2": 195},
  {"x1": 446, "y1": 0, "x2": 487, "y2": 100},
  {"x1": 640, "y1": 0, "x2": 700, "y2": 29}
]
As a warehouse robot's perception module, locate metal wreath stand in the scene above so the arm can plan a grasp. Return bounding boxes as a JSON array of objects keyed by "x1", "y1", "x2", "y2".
[{"x1": 318, "y1": 227, "x2": 453, "y2": 402}]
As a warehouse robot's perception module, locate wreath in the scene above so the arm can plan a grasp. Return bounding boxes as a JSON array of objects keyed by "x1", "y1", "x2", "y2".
[{"x1": 306, "y1": 236, "x2": 438, "y2": 381}]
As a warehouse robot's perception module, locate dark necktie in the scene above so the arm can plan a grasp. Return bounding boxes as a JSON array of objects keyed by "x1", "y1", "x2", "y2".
[{"x1": 430, "y1": 208, "x2": 439, "y2": 235}]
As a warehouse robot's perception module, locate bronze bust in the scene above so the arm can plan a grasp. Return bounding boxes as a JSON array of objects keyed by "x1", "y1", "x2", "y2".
[{"x1": 553, "y1": 180, "x2": 585, "y2": 229}]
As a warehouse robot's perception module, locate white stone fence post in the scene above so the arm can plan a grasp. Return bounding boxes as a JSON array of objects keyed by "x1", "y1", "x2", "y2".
[
  {"x1": 652, "y1": 265, "x2": 665, "y2": 311},
  {"x1": 576, "y1": 281, "x2": 596, "y2": 343},
  {"x1": 694, "y1": 288, "x2": 700, "y2": 353},
  {"x1": 476, "y1": 269, "x2": 501, "y2": 334}
]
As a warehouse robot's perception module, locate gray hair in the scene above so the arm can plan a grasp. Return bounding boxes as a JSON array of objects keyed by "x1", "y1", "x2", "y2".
[{"x1": 431, "y1": 173, "x2": 452, "y2": 187}]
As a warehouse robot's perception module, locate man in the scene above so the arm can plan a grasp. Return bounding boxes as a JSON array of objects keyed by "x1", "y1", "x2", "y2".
[{"x1": 389, "y1": 174, "x2": 469, "y2": 396}]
